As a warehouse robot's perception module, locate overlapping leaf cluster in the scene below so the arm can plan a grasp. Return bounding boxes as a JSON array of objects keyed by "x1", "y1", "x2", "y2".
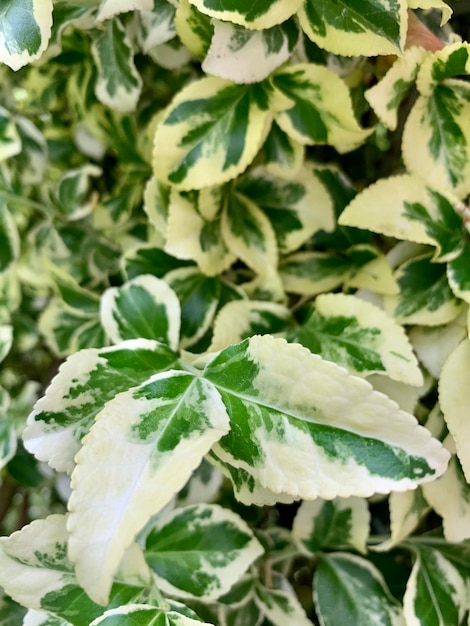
[{"x1": 1, "y1": 0, "x2": 470, "y2": 624}]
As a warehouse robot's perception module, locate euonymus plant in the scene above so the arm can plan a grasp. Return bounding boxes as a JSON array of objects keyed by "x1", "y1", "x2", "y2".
[{"x1": 0, "y1": 0, "x2": 470, "y2": 624}]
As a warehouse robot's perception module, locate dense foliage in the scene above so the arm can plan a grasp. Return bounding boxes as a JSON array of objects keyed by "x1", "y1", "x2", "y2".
[{"x1": 1, "y1": 1, "x2": 470, "y2": 624}]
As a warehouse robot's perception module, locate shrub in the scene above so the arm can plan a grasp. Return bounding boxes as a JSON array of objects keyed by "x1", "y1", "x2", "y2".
[{"x1": 0, "y1": 1, "x2": 469, "y2": 624}]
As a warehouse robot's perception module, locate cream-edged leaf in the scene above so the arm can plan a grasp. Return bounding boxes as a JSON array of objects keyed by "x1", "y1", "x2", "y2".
[
  {"x1": 209, "y1": 300, "x2": 292, "y2": 352},
  {"x1": 187, "y1": 0, "x2": 303, "y2": 30},
  {"x1": 0, "y1": 389, "x2": 15, "y2": 471},
  {"x1": 92, "y1": 19, "x2": 142, "y2": 112},
  {"x1": 290, "y1": 293, "x2": 422, "y2": 384},
  {"x1": 279, "y1": 251, "x2": 354, "y2": 296},
  {"x1": 0, "y1": 204, "x2": 20, "y2": 275},
  {"x1": 439, "y1": 339, "x2": 470, "y2": 482},
  {"x1": 344, "y1": 245, "x2": 399, "y2": 295},
  {"x1": 254, "y1": 581, "x2": 312, "y2": 626},
  {"x1": 96, "y1": 0, "x2": 153, "y2": 21},
  {"x1": 53, "y1": 165, "x2": 101, "y2": 222},
  {"x1": 165, "y1": 187, "x2": 235, "y2": 276},
  {"x1": 293, "y1": 497, "x2": 370, "y2": 555},
  {"x1": 90, "y1": 605, "x2": 214, "y2": 626},
  {"x1": 204, "y1": 335, "x2": 449, "y2": 503},
  {"x1": 261, "y1": 121, "x2": 304, "y2": 179},
  {"x1": 365, "y1": 47, "x2": 427, "y2": 130},
  {"x1": 22, "y1": 610, "x2": 70, "y2": 626},
  {"x1": 143, "y1": 176, "x2": 169, "y2": 248},
  {"x1": 144, "y1": 503, "x2": 263, "y2": 599},
  {"x1": 407, "y1": 0, "x2": 452, "y2": 25},
  {"x1": 202, "y1": 18, "x2": 299, "y2": 84},
  {"x1": 447, "y1": 239, "x2": 470, "y2": 303},
  {"x1": 0, "y1": 324, "x2": 13, "y2": 363},
  {"x1": 175, "y1": 0, "x2": 213, "y2": 59},
  {"x1": 100, "y1": 274, "x2": 181, "y2": 349},
  {"x1": 299, "y1": 0, "x2": 407, "y2": 57},
  {"x1": 68, "y1": 371, "x2": 230, "y2": 605},
  {"x1": 23, "y1": 339, "x2": 179, "y2": 474},
  {"x1": 273, "y1": 64, "x2": 372, "y2": 152},
  {"x1": 374, "y1": 488, "x2": 429, "y2": 552},
  {"x1": 403, "y1": 547, "x2": 467, "y2": 626},
  {"x1": 152, "y1": 77, "x2": 272, "y2": 190},
  {"x1": 0, "y1": 107, "x2": 21, "y2": 162},
  {"x1": 0, "y1": 0, "x2": 53, "y2": 70},
  {"x1": 135, "y1": 0, "x2": 176, "y2": 51},
  {"x1": 416, "y1": 42, "x2": 470, "y2": 98},
  {"x1": 314, "y1": 553, "x2": 405, "y2": 626}
]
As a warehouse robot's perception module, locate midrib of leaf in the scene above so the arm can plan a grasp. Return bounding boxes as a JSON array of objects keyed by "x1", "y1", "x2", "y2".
[
  {"x1": 326, "y1": 0, "x2": 400, "y2": 43},
  {"x1": 298, "y1": 325, "x2": 380, "y2": 357},
  {"x1": 418, "y1": 558, "x2": 446, "y2": 624}
]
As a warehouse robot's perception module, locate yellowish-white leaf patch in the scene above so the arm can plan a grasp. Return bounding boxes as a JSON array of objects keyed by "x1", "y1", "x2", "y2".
[
  {"x1": 96, "y1": 0, "x2": 153, "y2": 22},
  {"x1": 187, "y1": 0, "x2": 303, "y2": 30},
  {"x1": 374, "y1": 488, "x2": 429, "y2": 551},
  {"x1": 143, "y1": 176, "x2": 169, "y2": 248},
  {"x1": 407, "y1": 0, "x2": 452, "y2": 25}
]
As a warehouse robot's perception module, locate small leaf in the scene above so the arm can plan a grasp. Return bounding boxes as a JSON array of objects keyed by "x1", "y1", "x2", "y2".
[
  {"x1": 100, "y1": 275, "x2": 181, "y2": 349},
  {"x1": 290, "y1": 293, "x2": 423, "y2": 384},
  {"x1": 96, "y1": 0, "x2": 153, "y2": 22},
  {"x1": 298, "y1": 0, "x2": 407, "y2": 56},
  {"x1": 293, "y1": 497, "x2": 370, "y2": 555},
  {"x1": 447, "y1": 239, "x2": 470, "y2": 303},
  {"x1": 175, "y1": 0, "x2": 214, "y2": 59},
  {"x1": 279, "y1": 251, "x2": 350, "y2": 296},
  {"x1": 0, "y1": 389, "x2": 16, "y2": 471},
  {"x1": 314, "y1": 553, "x2": 405, "y2": 626},
  {"x1": 0, "y1": 324, "x2": 13, "y2": 362},
  {"x1": 260, "y1": 121, "x2": 304, "y2": 179},
  {"x1": 375, "y1": 488, "x2": 429, "y2": 551},
  {"x1": 187, "y1": 0, "x2": 303, "y2": 30},
  {"x1": 254, "y1": 581, "x2": 312, "y2": 626},
  {"x1": 0, "y1": 204, "x2": 20, "y2": 275},
  {"x1": 202, "y1": 19, "x2": 299, "y2": 84},
  {"x1": 68, "y1": 371, "x2": 230, "y2": 604},
  {"x1": 144, "y1": 504, "x2": 263, "y2": 599},
  {"x1": 403, "y1": 546, "x2": 467, "y2": 626},
  {"x1": 54, "y1": 165, "x2": 102, "y2": 222},
  {"x1": 23, "y1": 339, "x2": 179, "y2": 473},
  {"x1": 152, "y1": 77, "x2": 272, "y2": 190},
  {"x1": 0, "y1": 107, "x2": 22, "y2": 162},
  {"x1": 273, "y1": 64, "x2": 372, "y2": 152},
  {"x1": 0, "y1": 0, "x2": 53, "y2": 70},
  {"x1": 92, "y1": 18, "x2": 142, "y2": 112},
  {"x1": 90, "y1": 605, "x2": 214, "y2": 626},
  {"x1": 123, "y1": 245, "x2": 190, "y2": 281},
  {"x1": 136, "y1": 0, "x2": 176, "y2": 51}
]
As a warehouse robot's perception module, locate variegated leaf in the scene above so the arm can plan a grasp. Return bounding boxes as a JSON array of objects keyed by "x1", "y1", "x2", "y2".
[
  {"x1": 90, "y1": 605, "x2": 214, "y2": 626},
  {"x1": 344, "y1": 245, "x2": 398, "y2": 295},
  {"x1": 273, "y1": 64, "x2": 372, "y2": 153},
  {"x1": 314, "y1": 553, "x2": 405, "y2": 626},
  {"x1": 383, "y1": 254, "x2": 465, "y2": 326},
  {"x1": 403, "y1": 546, "x2": 467, "y2": 626},
  {"x1": 0, "y1": 107, "x2": 21, "y2": 162},
  {"x1": 205, "y1": 335, "x2": 449, "y2": 504},
  {"x1": 374, "y1": 488, "x2": 429, "y2": 551},
  {"x1": 53, "y1": 165, "x2": 101, "y2": 222},
  {"x1": 68, "y1": 371, "x2": 230, "y2": 604},
  {"x1": 416, "y1": 42, "x2": 470, "y2": 97},
  {"x1": 0, "y1": 204, "x2": 20, "y2": 275},
  {"x1": 339, "y1": 175, "x2": 465, "y2": 262},
  {"x1": 447, "y1": 239, "x2": 470, "y2": 303},
  {"x1": 260, "y1": 121, "x2": 304, "y2": 179},
  {"x1": 0, "y1": 592, "x2": 26, "y2": 625},
  {"x1": 209, "y1": 300, "x2": 292, "y2": 352},
  {"x1": 202, "y1": 18, "x2": 299, "y2": 84},
  {"x1": 122, "y1": 245, "x2": 190, "y2": 281},
  {"x1": 165, "y1": 187, "x2": 235, "y2": 276},
  {"x1": 136, "y1": 0, "x2": 176, "y2": 51},
  {"x1": 165, "y1": 267, "x2": 220, "y2": 348},
  {"x1": 100, "y1": 275, "x2": 180, "y2": 349},
  {"x1": 236, "y1": 164, "x2": 334, "y2": 254},
  {"x1": 145, "y1": 36, "x2": 192, "y2": 70},
  {"x1": 187, "y1": 0, "x2": 303, "y2": 30},
  {"x1": 439, "y1": 339, "x2": 470, "y2": 482},
  {"x1": 0, "y1": 388, "x2": 16, "y2": 471},
  {"x1": 407, "y1": 0, "x2": 452, "y2": 25},
  {"x1": 176, "y1": 458, "x2": 223, "y2": 507},
  {"x1": 423, "y1": 452, "x2": 470, "y2": 543},
  {"x1": 144, "y1": 503, "x2": 263, "y2": 599},
  {"x1": 279, "y1": 251, "x2": 350, "y2": 296},
  {"x1": 96, "y1": 0, "x2": 153, "y2": 22},
  {"x1": 0, "y1": 0, "x2": 53, "y2": 70},
  {"x1": 23, "y1": 339, "x2": 179, "y2": 473},
  {"x1": 143, "y1": 176, "x2": 169, "y2": 248},
  {"x1": 299, "y1": 0, "x2": 407, "y2": 57},
  {"x1": 0, "y1": 324, "x2": 12, "y2": 362},
  {"x1": 254, "y1": 581, "x2": 311, "y2": 626},
  {"x1": 175, "y1": 0, "x2": 213, "y2": 59},
  {"x1": 0, "y1": 515, "x2": 150, "y2": 624},
  {"x1": 13, "y1": 116, "x2": 47, "y2": 184},
  {"x1": 152, "y1": 77, "x2": 273, "y2": 190},
  {"x1": 23, "y1": 610, "x2": 70, "y2": 626},
  {"x1": 365, "y1": 47, "x2": 427, "y2": 130},
  {"x1": 92, "y1": 19, "x2": 142, "y2": 112},
  {"x1": 289, "y1": 293, "x2": 422, "y2": 384},
  {"x1": 293, "y1": 497, "x2": 370, "y2": 555}
]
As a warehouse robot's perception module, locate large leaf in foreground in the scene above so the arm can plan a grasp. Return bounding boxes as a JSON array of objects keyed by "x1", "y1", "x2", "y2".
[
  {"x1": 68, "y1": 371, "x2": 230, "y2": 605},
  {"x1": 204, "y1": 335, "x2": 449, "y2": 504},
  {"x1": 90, "y1": 604, "x2": 214, "y2": 626},
  {"x1": 144, "y1": 504, "x2": 263, "y2": 599},
  {"x1": 188, "y1": 0, "x2": 303, "y2": 30},
  {"x1": 23, "y1": 339, "x2": 179, "y2": 473}
]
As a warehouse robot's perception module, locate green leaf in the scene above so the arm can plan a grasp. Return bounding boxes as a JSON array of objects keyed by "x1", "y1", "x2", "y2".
[
  {"x1": 23, "y1": 339, "x2": 179, "y2": 473},
  {"x1": 279, "y1": 251, "x2": 350, "y2": 296},
  {"x1": 0, "y1": 204, "x2": 20, "y2": 275},
  {"x1": 236, "y1": 164, "x2": 334, "y2": 254},
  {"x1": 153, "y1": 78, "x2": 273, "y2": 190},
  {"x1": 254, "y1": 581, "x2": 312, "y2": 626},
  {"x1": 144, "y1": 503, "x2": 263, "y2": 599},
  {"x1": 90, "y1": 605, "x2": 214, "y2": 626},
  {"x1": 0, "y1": 515, "x2": 150, "y2": 625},
  {"x1": 384, "y1": 254, "x2": 465, "y2": 325},
  {"x1": 273, "y1": 64, "x2": 372, "y2": 152},
  {"x1": 298, "y1": 0, "x2": 406, "y2": 56},
  {"x1": 165, "y1": 187, "x2": 235, "y2": 276},
  {"x1": 0, "y1": 389, "x2": 16, "y2": 471},
  {"x1": 0, "y1": 107, "x2": 22, "y2": 162},
  {"x1": 375, "y1": 488, "x2": 429, "y2": 551},
  {"x1": 54, "y1": 165, "x2": 102, "y2": 222},
  {"x1": 123, "y1": 245, "x2": 191, "y2": 281},
  {"x1": 447, "y1": 239, "x2": 470, "y2": 303},
  {"x1": 403, "y1": 546, "x2": 467, "y2": 626},
  {"x1": 143, "y1": 177, "x2": 169, "y2": 248},
  {"x1": 314, "y1": 553, "x2": 405, "y2": 626},
  {"x1": 166, "y1": 267, "x2": 220, "y2": 348},
  {"x1": 439, "y1": 339, "x2": 470, "y2": 482},
  {"x1": 202, "y1": 18, "x2": 299, "y2": 84},
  {"x1": 187, "y1": 0, "x2": 303, "y2": 30},
  {"x1": 175, "y1": 0, "x2": 214, "y2": 59},
  {"x1": 96, "y1": 0, "x2": 153, "y2": 22},
  {"x1": 204, "y1": 335, "x2": 449, "y2": 504},
  {"x1": 339, "y1": 175, "x2": 466, "y2": 262},
  {"x1": 92, "y1": 18, "x2": 142, "y2": 112},
  {"x1": 0, "y1": 0, "x2": 53, "y2": 70},
  {"x1": 0, "y1": 592, "x2": 26, "y2": 625},
  {"x1": 136, "y1": 0, "x2": 176, "y2": 52},
  {"x1": 68, "y1": 371, "x2": 230, "y2": 604},
  {"x1": 13, "y1": 116, "x2": 47, "y2": 184},
  {"x1": 0, "y1": 324, "x2": 12, "y2": 362},
  {"x1": 209, "y1": 300, "x2": 292, "y2": 352},
  {"x1": 417, "y1": 41, "x2": 470, "y2": 97},
  {"x1": 260, "y1": 121, "x2": 304, "y2": 179},
  {"x1": 100, "y1": 275, "x2": 181, "y2": 349}
]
